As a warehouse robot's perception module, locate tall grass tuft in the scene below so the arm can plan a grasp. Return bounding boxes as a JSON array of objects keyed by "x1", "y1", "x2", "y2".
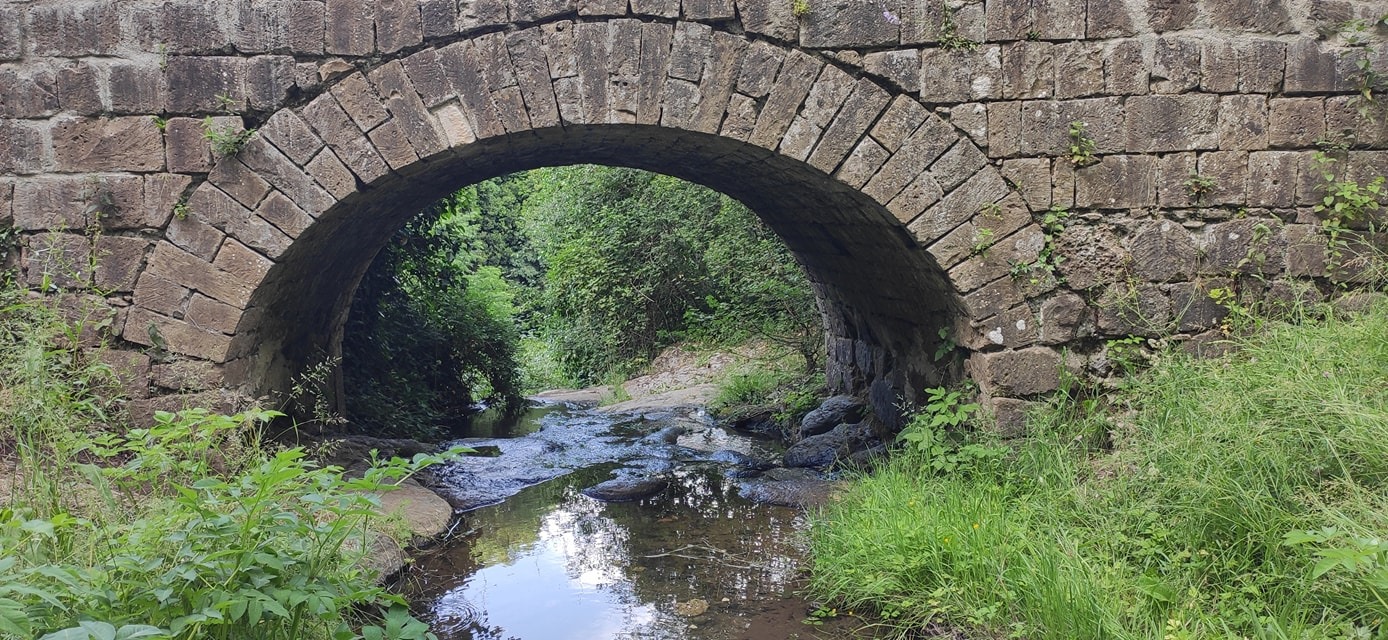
[{"x1": 810, "y1": 299, "x2": 1388, "y2": 640}]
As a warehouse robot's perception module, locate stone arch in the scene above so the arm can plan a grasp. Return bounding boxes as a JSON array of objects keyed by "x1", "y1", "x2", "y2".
[{"x1": 151, "y1": 22, "x2": 1027, "y2": 423}]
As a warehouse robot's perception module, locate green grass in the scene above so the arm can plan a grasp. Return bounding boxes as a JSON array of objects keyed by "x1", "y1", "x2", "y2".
[{"x1": 810, "y1": 300, "x2": 1388, "y2": 640}]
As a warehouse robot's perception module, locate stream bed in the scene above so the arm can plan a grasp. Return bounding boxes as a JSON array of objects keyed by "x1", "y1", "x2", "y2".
[{"x1": 402, "y1": 401, "x2": 873, "y2": 640}]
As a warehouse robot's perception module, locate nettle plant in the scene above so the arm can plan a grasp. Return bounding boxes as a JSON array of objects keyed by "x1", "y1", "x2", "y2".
[{"x1": 1312, "y1": 151, "x2": 1384, "y2": 277}]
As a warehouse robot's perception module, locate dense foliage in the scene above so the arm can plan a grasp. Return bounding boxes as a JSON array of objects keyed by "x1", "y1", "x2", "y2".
[
  {"x1": 810, "y1": 300, "x2": 1388, "y2": 639},
  {"x1": 0, "y1": 281, "x2": 451, "y2": 640},
  {"x1": 343, "y1": 165, "x2": 819, "y2": 435},
  {"x1": 343, "y1": 190, "x2": 524, "y2": 438}
]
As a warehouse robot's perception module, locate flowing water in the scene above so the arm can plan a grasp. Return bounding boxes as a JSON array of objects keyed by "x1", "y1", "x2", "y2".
[{"x1": 402, "y1": 401, "x2": 872, "y2": 640}]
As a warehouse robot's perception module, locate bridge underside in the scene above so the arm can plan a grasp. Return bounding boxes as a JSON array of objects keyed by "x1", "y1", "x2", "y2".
[{"x1": 225, "y1": 125, "x2": 959, "y2": 427}]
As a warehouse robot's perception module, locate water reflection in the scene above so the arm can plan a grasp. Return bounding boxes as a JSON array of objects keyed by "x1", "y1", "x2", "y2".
[{"x1": 408, "y1": 404, "x2": 870, "y2": 640}]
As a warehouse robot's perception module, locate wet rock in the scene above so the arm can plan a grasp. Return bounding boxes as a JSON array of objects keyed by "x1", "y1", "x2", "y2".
[
  {"x1": 643, "y1": 425, "x2": 687, "y2": 444},
  {"x1": 375, "y1": 478, "x2": 456, "y2": 544},
  {"x1": 723, "y1": 407, "x2": 782, "y2": 438},
  {"x1": 738, "y1": 476, "x2": 842, "y2": 508},
  {"x1": 582, "y1": 475, "x2": 670, "y2": 502},
  {"x1": 841, "y1": 444, "x2": 889, "y2": 473},
  {"x1": 674, "y1": 598, "x2": 709, "y2": 617},
  {"x1": 798, "y1": 395, "x2": 865, "y2": 438}
]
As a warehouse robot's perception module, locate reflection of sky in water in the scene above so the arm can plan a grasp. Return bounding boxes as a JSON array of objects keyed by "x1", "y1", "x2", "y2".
[{"x1": 415, "y1": 404, "x2": 841, "y2": 640}]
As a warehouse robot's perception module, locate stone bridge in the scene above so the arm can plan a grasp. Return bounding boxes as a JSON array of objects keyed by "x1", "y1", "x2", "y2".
[{"x1": 1, "y1": 0, "x2": 1385, "y2": 427}]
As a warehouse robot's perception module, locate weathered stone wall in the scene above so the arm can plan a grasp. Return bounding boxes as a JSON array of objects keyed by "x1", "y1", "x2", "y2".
[{"x1": 1, "y1": 0, "x2": 1386, "y2": 428}]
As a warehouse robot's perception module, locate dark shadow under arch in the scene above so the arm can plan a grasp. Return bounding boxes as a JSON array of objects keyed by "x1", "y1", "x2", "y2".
[{"x1": 225, "y1": 124, "x2": 961, "y2": 427}]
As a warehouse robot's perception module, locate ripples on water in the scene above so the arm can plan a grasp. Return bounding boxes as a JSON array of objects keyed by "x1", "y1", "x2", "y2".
[{"x1": 403, "y1": 402, "x2": 872, "y2": 640}]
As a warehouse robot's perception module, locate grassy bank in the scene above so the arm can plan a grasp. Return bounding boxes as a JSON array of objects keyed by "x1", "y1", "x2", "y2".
[
  {"x1": 0, "y1": 282, "x2": 449, "y2": 640},
  {"x1": 809, "y1": 300, "x2": 1388, "y2": 639}
]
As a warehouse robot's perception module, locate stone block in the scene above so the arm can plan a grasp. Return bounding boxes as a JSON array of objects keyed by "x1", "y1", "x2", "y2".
[
  {"x1": 1238, "y1": 39, "x2": 1287, "y2": 93},
  {"x1": 260, "y1": 110, "x2": 325, "y2": 167},
  {"x1": 1001, "y1": 42, "x2": 1054, "y2": 100},
  {"x1": 1268, "y1": 98, "x2": 1325, "y2": 149},
  {"x1": 1198, "y1": 218, "x2": 1286, "y2": 276},
  {"x1": 749, "y1": 52, "x2": 822, "y2": 149},
  {"x1": 367, "y1": 120, "x2": 421, "y2": 169},
  {"x1": 947, "y1": 102, "x2": 988, "y2": 148},
  {"x1": 870, "y1": 96, "x2": 928, "y2": 152},
  {"x1": 57, "y1": 62, "x2": 102, "y2": 115},
  {"x1": 133, "y1": 272, "x2": 191, "y2": 317},
  {"x1": 1326, "y1": 97, "x2": 1388, "y2": 149},
  {"x1": 1129, "y1": 220, "x2": 1197, "y2": 282},
  {"x1": 1217, "y1": 95, "x2": 1268, "y2": 151},
  {"x1": 1054, "y1": 42, "x2": 1105, "y2": 99},
  {"x1": 376, "y1": 0, "x2": 423, "y2": 53},
  {"x1": 231, "y1": 0, "x2": 291, "y2": 54},
  {"x1": 887, "y1": 171, "x2": 943, "y2": 225},
  {"x1": 863, "y1": 114, "x2": 954, "y2": 204},
  {"x1": 99, "y1": 350, "x2": 153, "y2": 400},
  {"x1": 305, "y1": 149, "x2": 359, "y2": 200},
  {"x1": 1284, "y1": 223, "x2": 1328, "y2": 277},
  {"x1": 777, "y1": 116, "x2": 823, "y2": 162},
  {"x1": 209, "y1": 156, "x2": 274, "y2": 210},
  {"x1": 799, "y1": 0, "x2": 899, "y2": 48},
  {"x1": 1038, "y1": 291, "x2": 1091, "y2": 344},
  {"x1": 332, "y1": 73, "x2": 389, "y2": 132},
  {"x1": 910, "y1": 167, "x2": 1008, "y2": 243},
  {"x1": 572, "y1": 22, "x2": 611, "y2": 126},
  {"x1": 1168, "y1": 280, "x2": 1229, "y2": 332},
  {"x1": 1124, "y1": 94, "x2": 1218, "y2": 152},
  {"x1": 152, "y1": 360, "x2": 221, "y2": 392},
  {"x1": 1247, "y1": 151, "x2": 1301, "y2": 209},
  {"x1": 0, "y1": 181, "x2": 11, "y2": 226},
  {"x1": 186, "y1": 294, "x2": 242, "y2": 335},
  {"x1": 1194, "y1": 151, "x2": 1249, "y2": 206},
  {"x1": 186, "y1": 182, "x2": 253, "y2": 234},
  {"x1": 1001, "y1": 158, "x2": 1052, "y2": 210},
  {"x1": 1087, "y1": 0, "x2": 1137, "y2": 38},
  {"x1": 0, "y1": 67, "x2": 59, "y2": 118},
  {"x1": 288, "y1": 1, "x2": 327, "y2": 54},
  {"x1": 985, "y1": 0, "x2": 1085, "y2": 41},
  {"x1": 635, "y1": 23, "x2": 674, "y2": 126},
  {"x1": 124, "y1": 306, "x2": 233, "y2": 362},
  {"x1": 720, "y1": 93, "x2": 759, "y2": 141},
  {"x1": 688, "y1": 32, "x2": 748, "y2": 133},
  {"x1": 326, "y1": 0, "x2": 375, "y2": 55},
  {"x1": 513, "y1": 0, "x2": 576, "y2": 20},
  {"x1": 1095, "y1": 282, "x2": 1172, "y2": 336},
  {"x1": 1054, "y1": 224, "x2": 1127, "y2": 290},
  {"x1": 213, "y1": 239, "x2": 275, "y2": 285},
  {"x1": 737, "y1": 0, "x2": 797, "y2": 41},
  {"x1": 14, "y1": 176, "x2": 139, "y2": 232},
  {"x1": 1147, "y1": 0, "x2": 1197, "y2": 31},
  {"x1": 1199, "y1": 40, "x2": 1239, "y2": 94},
  {"x1": 966, "y1": 347, "x2": 1062, "y2": 397},
  {"x1": 167, "y1": 216, "x2": 226, "y2": 261},
  {"x1": 94, "y1": 236, "x2": 150, "y2": 292},
  {"x1": 1052, "y1": 159, "x2": 1076, "y2": 208},
  {"x1": 144, "y1": 174, "x2": 193, "y2": 230},
  {"x1": 165, "y1": 57, "x2": 246, "y2": 114},
  {"x1": 1104, "y1": 39, "x2": 1147, "y2": 95},
  {"x1": 834, "y1": 138, "x2": 891, "y2": 188},
  {"x1": 1019, "y1": 97, "x2": 1124, "y2": 156},
  {"x1": 28, "y1": 2, "x2": 122, "y2": 56},
  {"x1": 930, "y1": 139, "x2": 988, "y2": 191},
  {"x1": 683, "y1": 0, "x2": 736, "y2": 21},
  {"x1": 864, "y1": 49, "x2": 920, "y2": 93},
  {"x1": 962, "y1": 275, "x2": 1024, "y2": 319},
  {"x1": 0, "y1": 8, "x2": 21, "y2": 60},
  {"x1": 53, "y1": 117, "x2": 165, "y2": 172},
  {"x1": 245, "y1": 55, "x2": 297, "y2": 112},
  {"x1": 985, "y1": 101, "x2": 1022, "y2": 158},
  {"x1": 1075, "y1": 155, "x2": 1157, "y2": 209},
  {"x1": 165, "y1": 117, "x2": 213, "y2": 173},
  {"x1": 437, "y1": 41, "x2": 507, "y2": 139},
  {"x1": 1285, "y1": 38, "x2": 1353, "y2": 94},
  {"x1": 919, "y1": 45, "x2": 1001, "y2": 103},
  {"x1": 1207, "y1": 0, "x2": 1292, "y2": 33},
  {"x1": 809, "y1": 79, "x2": 890, "y2": 173},
  {"x1": 669, "y1": 22, "x2": 711, "y2": 83},
  {"x1": 25, "y1": 232, "x2": 93, "y2": 289},
  {"x1": 1156, "y1": 151, "x2": 1197, "y2": 208},
  {"x1": 1152, "y1": 37, "x2": 1200, "y2": 94},
  {"x1": 108, "y1": 63, "x2": 167, "y2": 115}
]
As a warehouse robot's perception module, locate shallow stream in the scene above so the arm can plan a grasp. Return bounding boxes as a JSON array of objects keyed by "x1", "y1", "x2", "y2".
[{"x1": 402, "y1": 401, "x2": 872, "y2": 640}]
